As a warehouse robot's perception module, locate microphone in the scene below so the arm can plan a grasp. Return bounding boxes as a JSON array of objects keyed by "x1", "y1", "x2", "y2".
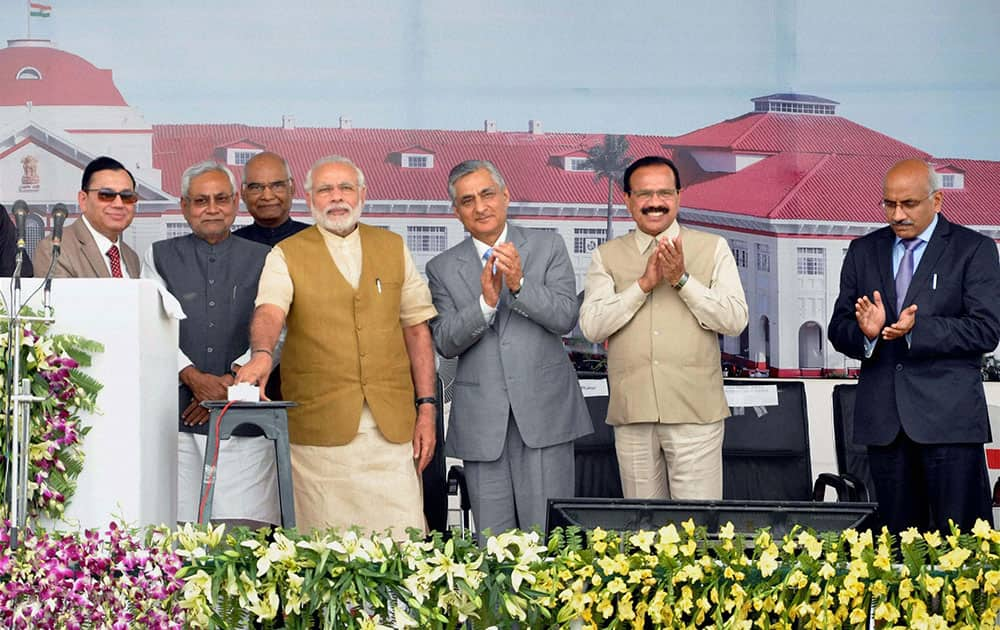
[
  {"x1": 50, "y1": 204, "x2": 68, "y2": 254},
  {"x1": 12, "y1": 200, "x2": 28, "y2": 252}
]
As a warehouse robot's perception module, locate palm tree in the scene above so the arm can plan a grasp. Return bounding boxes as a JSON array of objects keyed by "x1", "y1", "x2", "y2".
[{"x1": 584, "y1": 135, "x2": 630, "y2": 241}]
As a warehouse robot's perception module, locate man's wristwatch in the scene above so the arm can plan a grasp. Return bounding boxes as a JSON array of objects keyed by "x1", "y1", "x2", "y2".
[
  {"x1": 672, "y1": 272, "x2": 690, "y2": 290},
  {"x1": 415, "y1": 396, "x2": 438, "y2": 409}
]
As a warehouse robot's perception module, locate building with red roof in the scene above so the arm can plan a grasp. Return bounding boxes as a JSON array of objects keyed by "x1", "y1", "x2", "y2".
[{"x1": 1, "y1": 40, "x2": 997, "y2": 375}]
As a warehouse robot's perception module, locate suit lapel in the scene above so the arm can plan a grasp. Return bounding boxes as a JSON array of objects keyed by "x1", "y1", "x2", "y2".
[
  {"x1": 73, "y1": 220, "x2": 111, "y2": 279},
  {"x1": 875, "y1": 228, "x2": 898, "y2": 316},
  {"x1": 455, "y1": 238, "x2": 482, "y2": 300},
  {"x1": 905, "y1": 215, "x2": 951, "y2": 308}
]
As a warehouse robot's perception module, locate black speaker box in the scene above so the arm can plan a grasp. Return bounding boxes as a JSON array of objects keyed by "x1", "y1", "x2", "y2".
[{"x1": 546, "y1": 498, "x2": 879, "y2": 539}]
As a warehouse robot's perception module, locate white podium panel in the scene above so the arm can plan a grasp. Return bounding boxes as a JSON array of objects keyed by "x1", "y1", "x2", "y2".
[{"x1": 7, "y1": 278, "x2": 178, "y2": 530}]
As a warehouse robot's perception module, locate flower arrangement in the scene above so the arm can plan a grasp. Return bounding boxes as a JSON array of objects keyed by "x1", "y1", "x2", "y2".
[
  {"x1": 169, "y1": 518, "x2": 1000, "y2": 629},
  {"x1": 0, "y1": 310, "x2": 103, "y2": 521},
  {"x1": 0, "y1": 521, "x2": 185, "y2": 628}
]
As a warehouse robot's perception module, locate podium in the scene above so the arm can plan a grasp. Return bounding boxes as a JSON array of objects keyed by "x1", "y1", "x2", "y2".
[{"x1": 6, "y1": 278, "x2": 179, "y2": 530}]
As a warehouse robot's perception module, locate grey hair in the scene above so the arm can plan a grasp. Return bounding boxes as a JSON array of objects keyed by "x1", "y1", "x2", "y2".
[
  {"x1": 244, "y1": 151, "x2": 292, "y2": 181},
  {"x1": 181, "y1": 161, "x2": 237, "y2": 198},
  {"x1": 304, "y1": 155, "x2": 365, "y2": 192},
  {"x1": 447, "y1": 160, "x2": 506, "y2": 203}
]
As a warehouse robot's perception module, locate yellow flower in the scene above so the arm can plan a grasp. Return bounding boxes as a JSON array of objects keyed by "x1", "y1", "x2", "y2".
[
  {"x1": 923, "y1": 531, "x2": 942, "y2": 548},
  {"x1": 757, "y1": 546, "x2": 779, "y2": 578},
  {"x1": 984, "y1": 569, "x2": 1000, "y2": 593},
  {"x1": 797, "y1": 531, "x2": 823, "y2": 559},
  {"x1": 680, "y1": 539, "x2": 697, "y2": 557},
  {"x1": 849, "y1": 607, "x2": 868, "y2": 624},
  {"x1": 658, "y1": 524, "x2": 680, "y2": 545},
  {"x1": 629, "y1": 530, "x2": 655, "y2": 552},
  {"x1": 681, "y1": 519, "x2": 696, "y2": 536},
  {"x1": 923, "y1": 574, "x2": 945, "y2": 597},
  {"x1": 719, "y1": 522, "x2": 735, "y2": 540},
  {"x1": 606, "y1": 576, "x2": 627, "y2": 594},
  {"x1": 938, "y1": 547, "x2": 971, "y2": 571},
  {"x1": 818, "y1": 562, "x2": 835, "y2": 580},
  {"x1": 873, "y1": 601, "x2": 899, "y2": 624}
]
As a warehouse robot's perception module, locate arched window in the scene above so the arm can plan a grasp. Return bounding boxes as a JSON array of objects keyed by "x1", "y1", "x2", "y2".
[{"x1": 16, "y1": 67, "x2": 42, "y2": 80}]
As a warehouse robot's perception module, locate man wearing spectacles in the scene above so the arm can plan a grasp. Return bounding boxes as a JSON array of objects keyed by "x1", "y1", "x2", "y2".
[
  {"x1": 580, "y1": 155, "x2": 748, "y2": 501},
  {"x1": 141, "y1": 161, "x2": 279, "y2": 527},
  {"x1": 233, "y1": 152, "x2": 310, "y2": 402},
  {"x1": 829, "y1": 158, "x2": 1000, "y2": 534},
  {"x1": 33, "y1": 156, "x2": 141, "y2": 278},
  {"x1": 233, "y1": 152, "x2": 309, "y2": 248}
]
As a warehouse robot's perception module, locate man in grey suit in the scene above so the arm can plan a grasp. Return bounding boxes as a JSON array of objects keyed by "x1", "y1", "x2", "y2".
[
  {"x1": 426, "y1": 159, "x2": 592, "y2": 535},
  {"x1": 34, "y1": 156, "x2": 140, "y2": 278}
]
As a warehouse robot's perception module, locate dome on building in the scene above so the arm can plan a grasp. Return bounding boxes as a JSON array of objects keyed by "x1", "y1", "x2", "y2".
[{"x1": 0, "y1": 38, "x2": 127, "y2": 106}]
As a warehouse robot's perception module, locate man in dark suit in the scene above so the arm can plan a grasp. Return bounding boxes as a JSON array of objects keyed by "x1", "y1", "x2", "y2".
[
  {"x1": 33, "y1": 156, "x2": 140, "y2": 278},
  {"x1": 426, "y1": 160, "x2": 592, "y2": 535},
  {"x1": 829, "y1": 158, "x2": 1000, "y2": 534}
]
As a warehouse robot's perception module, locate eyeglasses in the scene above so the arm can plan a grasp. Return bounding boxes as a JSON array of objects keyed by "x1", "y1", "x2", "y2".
[
  {"x1": 85, "y1": 188, "x2": 140, "y2": 204},
  {"x1": 631, "y1": 188, "x2": 679, "y2": 201},
  {"x1": 880, "y1": 192, "x2": 934, "y2": 212},
  {"x1": 186, "y1": 193, "x2": 235, "y2": 209},
  {"x1": 312, "y1": 183, "x2": 358, "y2": 197},
  {"x1": 244, "y1": 179, "x2": 290, "y2": 195}
]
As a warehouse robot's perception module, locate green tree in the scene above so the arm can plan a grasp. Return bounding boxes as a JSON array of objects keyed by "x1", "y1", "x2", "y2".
[{"x1": 584, "y1": 134, "x2": 630, "y2": 241}]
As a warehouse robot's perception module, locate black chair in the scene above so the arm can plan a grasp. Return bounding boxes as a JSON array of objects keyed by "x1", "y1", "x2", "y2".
[
  {"x1": 421, "y1": 374, "x2": 471, "y2": 535},
  {"x1": 812, "y1": 384, "x2": 874, "y2": 503},
  {"x1": 722, "y1": 379, "x2": 813, "y2": 501},
  {"x1": 573, "y1": 372, "x2": 623, "y2": 499}
]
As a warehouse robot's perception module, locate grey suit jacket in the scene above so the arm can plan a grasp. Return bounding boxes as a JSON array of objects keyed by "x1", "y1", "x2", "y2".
[
  {"x1": 33, "y1": 218, "x2": 140, "y2": 279},
  {"x1": 426, "y1": 223, "x2": 592, "y2": 461}
]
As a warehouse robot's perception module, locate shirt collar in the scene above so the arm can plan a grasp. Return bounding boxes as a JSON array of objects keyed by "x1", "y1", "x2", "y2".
[
  {"x1": 79, "y1": 214, "x2": 119, "y2": 254},
  {"x1": 633, "y1": 220, "x2": 681, "y2": 253},
  {"x1": 317, "y1": 222, "x2": 361, "y2": 247},
  {"x1": 473, "y1": 223, "x2": 509, "y2": 260}
]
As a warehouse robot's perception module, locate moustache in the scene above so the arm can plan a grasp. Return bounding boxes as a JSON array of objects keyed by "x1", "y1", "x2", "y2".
[
  {"x1": 890, "y1": 219, "x2": 914, "y2": 226},
  {"x1": 323, "y1": 202, "x2": 354, "y2": 213},
  {"x1": 641, "y1": 206, "x2": 671, "y2": 215}
]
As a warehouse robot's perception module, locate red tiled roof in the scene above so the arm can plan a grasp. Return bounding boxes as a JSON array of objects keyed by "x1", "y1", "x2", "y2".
[
  {"x1": 667, "y1": 112, "x2": 929, "y2": 157},
  {"x1": 0, "y1": 41, "x2": 127, "y2": 107},
  {"x1": 682, "y1": 153, "x2": 998, "y2": 226},
  {"x1": 152, "y1": 124, "x2": 670, "y2": 205}
]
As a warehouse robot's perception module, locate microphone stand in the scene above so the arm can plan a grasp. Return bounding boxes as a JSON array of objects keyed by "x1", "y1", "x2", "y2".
[{"x1": 5, "y1": 246, "x2": 55, "y2": 549}]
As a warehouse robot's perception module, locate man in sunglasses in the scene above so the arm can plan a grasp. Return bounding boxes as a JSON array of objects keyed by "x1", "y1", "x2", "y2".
[
  {"x1": 233, "y1": 152, "x2": 309, "y2": 248},
  {"x1": 33, "y1": 156, "x2": 141, "y2": 278}
]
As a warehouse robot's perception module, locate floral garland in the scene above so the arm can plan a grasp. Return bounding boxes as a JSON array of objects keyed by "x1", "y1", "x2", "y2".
[{"x1": 0, "y1": 310, "x2": 103, "y2": 521}]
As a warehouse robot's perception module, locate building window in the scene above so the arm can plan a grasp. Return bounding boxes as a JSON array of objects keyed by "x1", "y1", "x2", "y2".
[
  {"x1": 797, "y1": 247, "x2": 826, "y2": 276},
  {"x1": 225, "y1": 148, "x2": 262, "y2": 166},
  {"x1": 729, "y1": 239, "x2": 748, "y2": 268},
  {"x1": 573, "y1": 228, "x2": 606, "y2": 254},
  {"x1": 756, "y1": 243, "x2": 770, "y2": 272},
  {"x1": 16, "y1": 67, "x2": 41, "y2": 80},
  {"x1": 939, "y1": 173, "x2": 964, "y2": 189},
  {"x1": 565, "y1": 157, "x2": 592, "y2": 172},
  {"x1": 167, "y1": 222, "x2": 192, "y2": 238},
  {"x1": 407, "y1": 225, "x2": 446, "y2": 253},
  {"x1": 402, "y1": 154, "x2": 434, "y2": 169}
]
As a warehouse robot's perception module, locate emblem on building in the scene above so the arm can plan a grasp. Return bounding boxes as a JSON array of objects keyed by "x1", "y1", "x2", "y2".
[{"x1": 19, "y1": 155, "x2": 40, "y2": 192}]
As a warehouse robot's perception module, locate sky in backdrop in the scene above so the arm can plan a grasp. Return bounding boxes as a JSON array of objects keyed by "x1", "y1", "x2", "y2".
[{"x1": 4, "y1": 0, "x2": 1000, "y2": 160}]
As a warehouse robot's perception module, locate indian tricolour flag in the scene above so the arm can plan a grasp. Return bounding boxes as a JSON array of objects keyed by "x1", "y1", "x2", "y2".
[{"x1": 30, "y1": 2, "x2": 52, "y2": 17}]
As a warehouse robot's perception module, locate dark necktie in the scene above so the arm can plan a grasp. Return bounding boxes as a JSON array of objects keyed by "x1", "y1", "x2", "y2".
[
  {"x1": 107, "y1": 244, "x2": 123, "y2": 278},
  {"x1": 895, "y1": 238, "x2": 920, "y2": 312}
]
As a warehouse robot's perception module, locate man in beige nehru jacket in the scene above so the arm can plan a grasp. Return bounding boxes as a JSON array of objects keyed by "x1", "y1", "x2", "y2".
[
  {"x1": 580, "y1": 155, "x2": 748, "y2": 500},
  {"x1": 237, "y1": 155, "x2": 437, "y2": 538}
]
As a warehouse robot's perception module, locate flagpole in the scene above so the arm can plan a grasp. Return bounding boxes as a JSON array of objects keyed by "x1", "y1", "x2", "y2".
[{"x1": 27, "y1": 0, "x2": 31, "y2": 38}]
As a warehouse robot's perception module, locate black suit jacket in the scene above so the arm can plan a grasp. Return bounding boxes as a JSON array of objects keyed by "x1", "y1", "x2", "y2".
[{"x1": 828, "y1": 214, "x2": 1000, "y2": 446}]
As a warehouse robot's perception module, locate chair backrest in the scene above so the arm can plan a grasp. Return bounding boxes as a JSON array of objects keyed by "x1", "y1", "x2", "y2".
[
  {"x1": 722, "y1": 379, "x2": 812, "y2": 501},
  {"x1": 422, "y1": 375, "x2": 449, "y2": 533},
  {"x1": 574, "y1": 372, "x2": 623, "y2": 498},
  {"x1": 831, "y1": 383, "x2": 876, "y2": 502}
]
